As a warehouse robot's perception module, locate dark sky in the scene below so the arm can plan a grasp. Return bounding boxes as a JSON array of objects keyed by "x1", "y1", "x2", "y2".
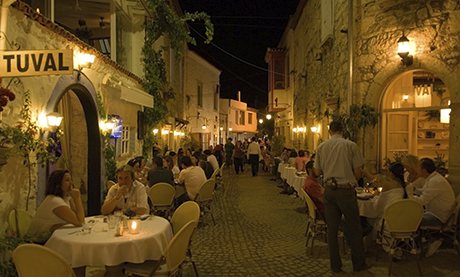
[{"x1": 179, "y1": 1, "x2": 299, "y2": 109}]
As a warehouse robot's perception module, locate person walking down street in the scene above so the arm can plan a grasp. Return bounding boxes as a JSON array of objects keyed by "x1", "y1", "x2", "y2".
[
  {"x1": 233, "y1": 141, "x2": 245, "y2": 174},
  {"x1": 224, "y1": 138, "x2": 235, "y2": 167},
  {"x1": 313, "y1": 120, "x2": 368, "y2": 273},
  {"x1": 247, "y1": 137, "x2": 261, "y2": 176}
]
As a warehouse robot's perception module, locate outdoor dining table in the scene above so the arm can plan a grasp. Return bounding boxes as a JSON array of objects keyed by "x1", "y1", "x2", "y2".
[
  {"x1": 45, "y1": 215, "x2": 173, "y2": 268},
  {"x1": 356, "y1": 190, "x2": 379, "y2": 218}
]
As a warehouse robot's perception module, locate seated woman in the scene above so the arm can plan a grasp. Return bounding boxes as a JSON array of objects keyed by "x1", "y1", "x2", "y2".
[
  {"x1": 374, "y1": 162, "x2": 408, "y2": 219},
  {"x1": 28, "y1": 170, "x2": 85, "y2": 240},
  {"x1": 373, "y1": 162, "x2": 408, "y2": 257}
]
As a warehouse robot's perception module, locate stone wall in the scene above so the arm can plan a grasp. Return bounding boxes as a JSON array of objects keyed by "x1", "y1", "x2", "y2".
[{"x1": 285, "y1": 0, "x2": 460, "y2": 188}]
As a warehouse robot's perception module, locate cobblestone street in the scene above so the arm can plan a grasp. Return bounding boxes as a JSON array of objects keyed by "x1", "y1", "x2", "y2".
[
  {"x1": 183, "y1": 168, "x2": 460, "y2": 277},
  {"x1": 88, "y1": 168, "x2": 460, "y2": 277}
]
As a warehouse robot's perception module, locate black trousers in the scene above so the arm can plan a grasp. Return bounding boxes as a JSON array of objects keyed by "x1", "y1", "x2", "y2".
[
  {"x1": 249, "y1": 154, "x2": 259, "y2": 176},
  {"x1": 234, "y1": 157, "x2": 244, "y2": 174}
]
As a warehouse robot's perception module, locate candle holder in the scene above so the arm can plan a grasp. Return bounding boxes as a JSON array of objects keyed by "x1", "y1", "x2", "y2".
[{"x1": 128, "y1": 219, "x2": 140, "y2": 234}]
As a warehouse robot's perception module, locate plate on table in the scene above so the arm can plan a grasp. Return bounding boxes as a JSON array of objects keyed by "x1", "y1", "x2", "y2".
[{"x1": 357, "y1": 192, "x2": 373, "y2": 200}]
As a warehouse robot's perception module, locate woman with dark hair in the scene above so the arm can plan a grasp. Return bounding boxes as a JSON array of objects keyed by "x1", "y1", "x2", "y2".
[
  {"x1": 28, "y1": 170, "x2": 85, "y2": 238},
  {"x1": 372, "y1": 162, "x2": 407, "y2": 225}
]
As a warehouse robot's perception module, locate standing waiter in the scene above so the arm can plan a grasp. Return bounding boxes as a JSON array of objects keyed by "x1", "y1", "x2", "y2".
[
  {"x1": 313, "y1": 120, "x2": 368, "y2": 273},
  {"x1": 247, "y1": 137, "x2": 261, "y2": 176}
]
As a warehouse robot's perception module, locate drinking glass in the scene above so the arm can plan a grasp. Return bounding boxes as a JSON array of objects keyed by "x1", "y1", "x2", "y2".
[{"x1": 107, "y1": 215, "x2": 118, "y2": 230}]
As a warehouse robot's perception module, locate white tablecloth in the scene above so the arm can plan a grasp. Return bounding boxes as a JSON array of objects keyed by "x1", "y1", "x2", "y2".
[
  {"x1": 285, "y1": 167, "x2": 297, "y2": 187},
  {"x1": 357, "y1": 198, "x2": 379, "y2": 218},
  {"x1": 279, "y1": 163, "x2": 290, "y2": 180},
  {"x1": 292, "y1": 176, "x2": 306, "y2": 197},
  {"x1": 45, "y1": 216, "x2": 173, "y2": 267}
]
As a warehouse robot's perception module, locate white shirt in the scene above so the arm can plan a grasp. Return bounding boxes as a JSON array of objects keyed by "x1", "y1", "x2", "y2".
[
  {"x1": 207, "y1": 154, "x2": 219, "y2": 171},
  {"x1": 247, "y1": 141, "x2": 261, "y2": 157},
  {"x1": 171, "y1": 165, "x2": 180, "y2": 178},
  {"x1": 178, "y1": 166, "x2": 207, "y2": 200},
  {"x1": 413, "y1": 171, "x2": 455, "y2": 223},
  {"x1": 28, "y1": 195, "x2": 71, "y2": 237},
  {"x1": 314, "y1": 134, "x2": 364, "y2": 185},
  {"x1": 104, "y1": 180, "x2": 149, "y2": 212}
]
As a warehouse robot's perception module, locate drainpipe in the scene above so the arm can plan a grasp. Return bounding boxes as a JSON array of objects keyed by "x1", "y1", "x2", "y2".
[
  {"x1": 347, "y1": 0, "x2": 353, "y2": 113},
  {"x1": 0, "y1": 0, "x2": 14, "y2": 50}
]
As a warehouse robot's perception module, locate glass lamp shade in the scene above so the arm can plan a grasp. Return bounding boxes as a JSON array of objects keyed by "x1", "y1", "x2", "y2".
[
  {"x1": 75, "y1": 52, "x2": 95, "y2": 69},
  {"x1": 397, "y1": 35, "x2": 410, "y2": 58},
  {"x1": 47, "y1": 112, "x2": 63, "y2": 127}
]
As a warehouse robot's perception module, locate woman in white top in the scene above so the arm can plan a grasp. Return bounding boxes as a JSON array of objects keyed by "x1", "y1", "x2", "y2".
[
  {"x1": 28, "y1": 170, "x2": 85, "y2": 239},
  {"x1": 374, "y1": 162, "x2": 408, "y2": 218}
]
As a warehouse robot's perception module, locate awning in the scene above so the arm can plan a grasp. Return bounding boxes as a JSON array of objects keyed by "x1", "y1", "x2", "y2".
[
  {"x1": 120, "y1": 86, "x2": 154, "y2": 108},
  {"x1": 175, "y1": 117, "x2": 189, "y2": 128}
]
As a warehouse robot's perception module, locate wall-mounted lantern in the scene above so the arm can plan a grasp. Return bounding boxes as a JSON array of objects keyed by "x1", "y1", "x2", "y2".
[{"x1": 397, "y1": 34, "x2": 413, "y2": 66}]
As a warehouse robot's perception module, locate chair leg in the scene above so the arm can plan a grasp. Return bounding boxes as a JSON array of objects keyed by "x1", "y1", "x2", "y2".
[
  {"x1": 191, "y1": 260, "x2": 199, "y2": 277},
  {"x1": 416, "y1": 253, "x2": 423, "y2": 276},
  {"x1": 208, "y1": 205, "x2": 216, "y2": 225},
  {"x1": 310, "y1": 236, "x2": 316, "y2": 256}
]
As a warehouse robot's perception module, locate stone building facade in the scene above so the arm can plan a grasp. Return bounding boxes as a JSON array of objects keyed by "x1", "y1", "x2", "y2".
[{"x1": 267, "y1": 0, "x2": 460, "y2": 192}]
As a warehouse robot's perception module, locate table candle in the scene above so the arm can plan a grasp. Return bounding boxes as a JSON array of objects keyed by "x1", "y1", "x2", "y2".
[{"x1": 129, "y1": 220, "x2": 140, "y2": 234}]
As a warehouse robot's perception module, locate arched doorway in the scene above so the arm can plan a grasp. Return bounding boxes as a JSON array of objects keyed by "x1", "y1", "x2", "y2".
[
  {"x1": 381, "y1": 70, "x2": 450, "y2": 169},
  {"x1": 38, "y1": 71, "x2": 102, "y2": 215}
]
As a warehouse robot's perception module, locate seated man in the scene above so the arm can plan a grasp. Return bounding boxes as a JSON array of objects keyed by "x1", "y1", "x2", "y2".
[
  {"x1": 147, "y1": 156, "x2": 174, "y2": 187},
  {"x1": 303, "y1": 160, "x2": 324, "y2": 217},
  {"x1": 411, "y1": 158, "x2": 455, "y2": 257},
  {"x1": 176, "y1": 156, "x2": 207, "y2": 206},
  {"x1": 101, "y1": 165, "x2": 149, "y2": 216}
]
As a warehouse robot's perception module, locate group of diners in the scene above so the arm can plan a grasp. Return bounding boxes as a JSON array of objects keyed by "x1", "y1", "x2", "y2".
[
  {"x1": 275, "y1": 120, "x2": 456, "y2": 273},
  {"x1": 300, "y1": 154, "x2": 455, "y2": 256},
  {"x1": 26, "y1": 146, "x2": 224, "y2": 241}
]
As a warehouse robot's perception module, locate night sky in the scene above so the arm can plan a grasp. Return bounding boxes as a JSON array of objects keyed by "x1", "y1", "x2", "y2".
[{"x1": 179, "y1": 1, "x2": 299, "y2": 109}]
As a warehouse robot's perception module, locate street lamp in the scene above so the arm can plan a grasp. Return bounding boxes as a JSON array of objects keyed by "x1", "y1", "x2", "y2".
[
  {"x1": 266, "y1": 114, "x2": 272, "y2": 120},
  {"x1": 259, "y1": 119, "x2": 263, "y2": 124}
]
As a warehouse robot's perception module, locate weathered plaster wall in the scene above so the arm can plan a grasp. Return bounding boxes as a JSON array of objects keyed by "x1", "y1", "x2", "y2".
[{"x1": 0, "y1": 7, "x2": 146, "y2": 228}]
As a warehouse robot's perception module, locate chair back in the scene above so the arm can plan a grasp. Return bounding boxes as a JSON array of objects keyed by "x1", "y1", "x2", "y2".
[
  {"x1": 13, "y1": 243, "x2": 75, "y2": 277},
  {"x1": 148, "y1": 182, "x2": 176, "y2": 206},
  {"x1": 384, "y1": 199, "x2": 423, "y2": 233},
  {"x1": 301, "y1": 189, "x2": 317, "y2": 221},
  {"x1": 170, "y1": 201, "x2": 200, "y2": 234},
  {"x1": 106, "y1": 180, "x2": 116, "y2": 191},
  {"x1": 8, "y1": 209, "x2": 32, "y2": 238},
  {"x1": 164, "y1": 220, "x2": 198, "y2": 273},
  {"x1": 210, "y1": 168, "x2": 220, "y2": 181},
  {"x1": 446, "y1": 195, "x2": 460, "y2": 232},
  {"x1": 219, "y1": 162, "x2": 225, "y2": 175},
  {"x1": 194, "y1": 179, "x2": 215, "y2": 202}
]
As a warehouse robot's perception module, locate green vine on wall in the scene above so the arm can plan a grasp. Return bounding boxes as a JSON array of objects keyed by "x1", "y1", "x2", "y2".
[
  {"x1": 142, "y1": 0, "x2": 213, "y2": 155},
  {"x1": 0, "y1": 91, "x2": 60, "y2": 210}
]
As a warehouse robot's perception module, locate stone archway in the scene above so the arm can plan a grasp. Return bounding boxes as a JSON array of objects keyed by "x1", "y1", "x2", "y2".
[
  {"x1": 38, "y1": 70, "x2": 103, "y2": 215},
  {"x1": 364, "y1": 55, "x2": 460, "y2": 192}
]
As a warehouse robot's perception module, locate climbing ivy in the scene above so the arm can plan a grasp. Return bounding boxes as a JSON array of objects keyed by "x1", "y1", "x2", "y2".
[{"x1": 142, "y1": 0, "x2": 213, "y2": 155}]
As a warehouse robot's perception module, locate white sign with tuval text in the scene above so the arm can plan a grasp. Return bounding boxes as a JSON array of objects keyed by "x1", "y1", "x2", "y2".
[{"x1": 0, "y1": 49, "x2": 73, "y2": 77}]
